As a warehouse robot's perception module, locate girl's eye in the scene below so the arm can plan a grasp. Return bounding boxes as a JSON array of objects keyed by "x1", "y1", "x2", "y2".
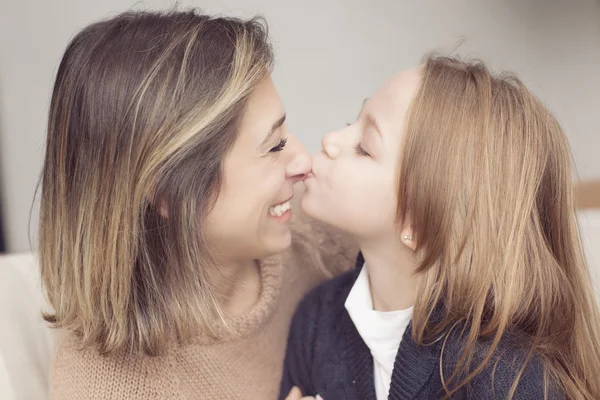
[
  {"x1": 346, "y1": 121, "x2": 369, "y2": 157},
  {"x1": 269, "y1": 137, "x2": 288, "y2": 153},
  {"x1": 354, "y1": 143, "x2": 370, "y2": 157}
]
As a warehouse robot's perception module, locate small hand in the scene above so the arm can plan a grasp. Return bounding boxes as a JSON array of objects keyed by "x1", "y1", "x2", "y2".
[{"x1": 284, "y1": 386, "x2": 323, "y2": 400}]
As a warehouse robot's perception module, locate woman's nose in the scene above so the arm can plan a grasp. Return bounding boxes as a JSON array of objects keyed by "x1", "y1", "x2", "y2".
[{"x1": 285, "y1": 135, "x2": 311, "y2": 181}]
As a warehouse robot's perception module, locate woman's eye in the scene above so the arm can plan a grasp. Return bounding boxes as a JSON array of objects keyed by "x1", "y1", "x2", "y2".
[
  {"x1": 354, "y1": 143, "x2": 370, "y2": 157},
  {"x1": 269, "y1": 137, "x2": 288, "y2": 153}
]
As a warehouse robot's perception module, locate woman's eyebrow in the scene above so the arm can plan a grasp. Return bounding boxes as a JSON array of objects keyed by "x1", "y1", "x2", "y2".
[{"x1": 258, "y1": 114, "x2": 286, "y2": 150}]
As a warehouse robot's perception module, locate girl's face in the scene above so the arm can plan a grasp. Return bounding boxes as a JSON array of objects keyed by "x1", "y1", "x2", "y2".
[
  {"x1": 204, "y1": 75, "x2": 311, "y2": 263},
  {"x1": 302, "y1": 68, "x2": 422, "y2": 239}
]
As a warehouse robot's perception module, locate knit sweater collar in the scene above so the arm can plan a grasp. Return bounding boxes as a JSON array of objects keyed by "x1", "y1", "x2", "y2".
[{"x1": 191, "y1": 254, "x2": 284, "y2": 345}]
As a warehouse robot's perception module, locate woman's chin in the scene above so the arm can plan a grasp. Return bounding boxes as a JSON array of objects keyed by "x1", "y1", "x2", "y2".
[{"x1": 262, "y1": 229, "x2": 292, "y2": 257}]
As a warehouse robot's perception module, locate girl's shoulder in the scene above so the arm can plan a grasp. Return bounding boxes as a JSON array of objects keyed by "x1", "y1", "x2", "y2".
[
  {"x1": 293, "y1": 256, "x2": 362, "y2": 323},
  {"x1": 284, "y1": 259, "x2": 362, "y2": 360},
  {"x1": 440, "y1": 327, "x2": 564, "y2": 399}
]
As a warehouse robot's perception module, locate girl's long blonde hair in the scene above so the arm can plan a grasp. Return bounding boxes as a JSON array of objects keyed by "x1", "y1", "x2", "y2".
[
  {"x1": 399, "y1": 55, "x2": 600, "y2": 399},
  {"x1": 39, "y1": 11, "x2": 273, "y2": 356}
]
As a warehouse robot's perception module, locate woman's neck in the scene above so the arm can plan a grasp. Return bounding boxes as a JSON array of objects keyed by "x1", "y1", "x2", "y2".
[
  {"x1": 209, "y1": 259, "x2": 261, "y2": 317},
  {"x1": 358, "y1": 233, "x2": 418, "y2": 311}
]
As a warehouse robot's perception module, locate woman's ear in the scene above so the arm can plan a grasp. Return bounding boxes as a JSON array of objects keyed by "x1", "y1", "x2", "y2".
[
  {"x1": 147, "y1": 184, "x2": 169, "y2": 219},
  {"x1": 158, "y1": 200, "x2": 169, "y2": 219},
  {"x1": 147, "y1": 193, "x2": 169, "y2": 219}
]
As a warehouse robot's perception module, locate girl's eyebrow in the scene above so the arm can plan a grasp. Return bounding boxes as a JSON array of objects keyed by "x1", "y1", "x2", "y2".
[{"x1": 365, "y1": 114, "x2": 383, "y2": 139}]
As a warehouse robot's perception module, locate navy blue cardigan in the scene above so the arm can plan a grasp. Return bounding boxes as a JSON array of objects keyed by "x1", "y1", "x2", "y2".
[{"x1": 279, "y1": 254, "x2": 563, "y2": 399}]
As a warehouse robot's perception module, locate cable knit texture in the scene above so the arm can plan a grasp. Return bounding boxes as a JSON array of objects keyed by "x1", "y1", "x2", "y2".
[
  {"x1": 49, "y1": 197, "x2": 358, "y2": 400},
  {"x1": 280, "y1": 256, "x2": 565, "y2": 400}
]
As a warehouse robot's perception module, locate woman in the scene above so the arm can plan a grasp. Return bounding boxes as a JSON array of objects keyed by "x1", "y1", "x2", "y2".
[
  {"x1": 282, "y1": 56, "x2": 600, "y2": 399},
  {"x1": 39, "y1": 10, "x2": 356, "y2": 399}
]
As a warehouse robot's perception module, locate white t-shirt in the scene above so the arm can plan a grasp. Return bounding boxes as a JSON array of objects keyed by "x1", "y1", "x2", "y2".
[{"x1": 345, "y1": 265, "x2": 414, "y2": 400}]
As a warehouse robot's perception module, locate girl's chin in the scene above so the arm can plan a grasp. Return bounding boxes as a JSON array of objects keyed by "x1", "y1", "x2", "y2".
[
  {"x1": 300, "y1": 195, "x2": 342, "y2": 227},
  {"x1": 300, "y1": 191, "x2": 322, "y2": 216}
]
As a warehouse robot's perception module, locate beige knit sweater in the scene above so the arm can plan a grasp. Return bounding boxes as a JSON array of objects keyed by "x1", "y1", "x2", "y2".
[{"x1": 49, "y1": 201, "x2": 357, "y2": 399}]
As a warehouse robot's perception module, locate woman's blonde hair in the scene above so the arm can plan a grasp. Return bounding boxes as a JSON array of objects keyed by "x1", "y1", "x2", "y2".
[
  {"x1": 399, "y1": 55, "x2": 600, "y2": 399},
  {"x1": 39, "y1": 10, "x2": 273, "y2": 356}
]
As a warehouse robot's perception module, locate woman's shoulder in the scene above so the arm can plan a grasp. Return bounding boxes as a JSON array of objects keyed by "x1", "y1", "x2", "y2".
[
  {"x1": 51, "y1": 333, "x2": 177, "y2": 399},
  {"x1": 287, "y1": 186, "x2": 359, "y2": 279}
]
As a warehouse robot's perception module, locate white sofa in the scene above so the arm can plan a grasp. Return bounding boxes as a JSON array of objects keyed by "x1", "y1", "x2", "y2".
[
  {"x1": 0, "y1": 211, "x2": 599, "y2": 400},
  {"x1": 581, "y1": 211, "x2": 600, "y2": 295},
  {"x1": 0, "y1": 253, "x2": 56, "y2": 400}
]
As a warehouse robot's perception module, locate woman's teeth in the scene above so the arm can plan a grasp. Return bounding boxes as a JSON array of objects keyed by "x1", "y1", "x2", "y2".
[{"x1": 269, "y1": 201, "x2": 291, "y2": 217}]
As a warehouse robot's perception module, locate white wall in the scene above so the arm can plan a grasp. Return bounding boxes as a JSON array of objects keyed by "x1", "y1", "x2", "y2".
[{"x1": 1, "y1": 0, "x2": 599, "y2": 252}]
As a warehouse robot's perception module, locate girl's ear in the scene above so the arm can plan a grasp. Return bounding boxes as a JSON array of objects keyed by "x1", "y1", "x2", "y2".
[{"x1": 400, "y1": 218, "x2": 416, "y2": 251}]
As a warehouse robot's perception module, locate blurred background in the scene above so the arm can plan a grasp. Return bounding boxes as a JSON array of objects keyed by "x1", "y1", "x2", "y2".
[{"x1": 0, "y1": 0, "x2": 599, "y2": 252}]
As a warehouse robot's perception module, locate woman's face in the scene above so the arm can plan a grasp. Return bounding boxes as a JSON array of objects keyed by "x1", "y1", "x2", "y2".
[
  {"x1": 205, "y1": 75, "x2": 311, "y2": 262},
  {"x1": 302, "y1": 68, "x2": 421, "y2": 239}
]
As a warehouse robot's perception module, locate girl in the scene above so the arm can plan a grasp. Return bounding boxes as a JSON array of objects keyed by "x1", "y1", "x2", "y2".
[
  {"x1": 281, "y1": 56, "x2": 600, "y2": 399},
  {"x1": 39, "y1": 10, "x2": 356, "y2": 399}
]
